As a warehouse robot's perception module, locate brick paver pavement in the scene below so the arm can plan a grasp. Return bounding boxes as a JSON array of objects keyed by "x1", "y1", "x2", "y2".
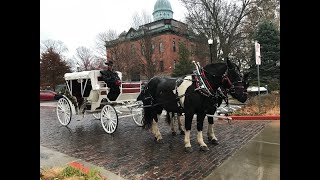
[{"x1": 41, "y1": 106, "x2": 270, "y2": 180}]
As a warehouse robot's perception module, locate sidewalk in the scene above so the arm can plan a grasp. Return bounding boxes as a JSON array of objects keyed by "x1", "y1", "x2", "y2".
[
  {"x1": 204, "y1": 120, "x2": 280, "y2": 180},
  {"x1": 40, "y1": 145, "x2": 126, "y2": 180}
]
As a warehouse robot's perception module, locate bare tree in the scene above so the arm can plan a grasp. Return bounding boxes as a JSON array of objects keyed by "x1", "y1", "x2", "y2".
[
  {"x1": 65, "y1": 58, "x2": 78, "y2": 72},
  {"x1": 106, "y1": 10, "x2": 154, "y2": 80},
  {"x1": 130, "y1": 10, "x2": 156, "y2": 79},
  {"x1": 74, "y1": 46, "x2": 96, "y2": 71},
  {"x1": 181, "y1": 0, "x2": 279, "y2": 69},
  {"x1": 40, "y1": 39, "x2": 68, "y2": 56},
  {"x1": 181, "y1": 0, "x2": 256, "y2": 62},
  {"x1": 94, "y1": 29, "x2": 119, "y2": 62},
  {"x1": 137, "y1": 28, "x2": 156, "y2": 79},
  {"x1": 131, "y1": 10, "x2": 152, "y2": 30}
]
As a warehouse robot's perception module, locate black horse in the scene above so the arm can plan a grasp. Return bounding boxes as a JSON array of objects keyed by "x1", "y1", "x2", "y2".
[
  {"x1": 137, "y1": 59, "x2": 249, "y2": 152},
  {"x1": 164, "y1": 86, "x2": 228, "y2": 137}
]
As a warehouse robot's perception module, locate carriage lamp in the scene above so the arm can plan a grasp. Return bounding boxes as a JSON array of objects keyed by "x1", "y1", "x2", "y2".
[
  {"x1": 76, "y1": 63, "x2": 80, "y2": 72},
  {"x1": 208, "y1": 38, "x2": 213, "y2": 64}
]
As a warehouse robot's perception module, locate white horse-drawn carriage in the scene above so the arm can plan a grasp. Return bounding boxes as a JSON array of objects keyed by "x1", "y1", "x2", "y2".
[{"x1": 56, "y1": 70, "x2": 144, "y2": 134}]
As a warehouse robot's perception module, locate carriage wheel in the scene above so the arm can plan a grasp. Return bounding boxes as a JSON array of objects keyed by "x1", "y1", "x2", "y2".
[
  {"x1": 131, "y1": 106, "x2": 144, "y2": 127},
  {"x1": 56, "y1": 98, "x2": 72, "y2": 126},
  {"x1": 92, "y1": 112, "x2": 101, "y2": 120},
  {"x1": 101, "y1": 105, "x2": 118, "y2": 134}
]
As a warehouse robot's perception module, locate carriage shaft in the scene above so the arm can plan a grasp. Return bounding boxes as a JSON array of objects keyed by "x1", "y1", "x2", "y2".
[
  {"x1": 118, "y1": 114, "x2": 135, "y2": 119},
  {"x1": 206, "y1": 114, "x2": 232, "y2": 120}
]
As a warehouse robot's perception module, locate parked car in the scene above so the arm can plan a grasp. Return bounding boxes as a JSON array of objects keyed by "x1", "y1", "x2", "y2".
[
  {"x1": 247, "y1": 86, "x2": 268, "y2": 97},
  {"x1": 40, "y1": 90, "x2": 63, "y2": 101},
  {"x1": 55, "y1": 84, "x2": 66, "y2": 93}
]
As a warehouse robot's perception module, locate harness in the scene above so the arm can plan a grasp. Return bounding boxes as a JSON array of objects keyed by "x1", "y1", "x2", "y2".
[
  {"x1": 173, "y1": 61, "x2": 221, "y2": 111},
  {"x1": 141, "y1": 61, "x2": 234, "y2": 110},
  {"x1": 217, "y1": 87, "x2": 229, "y2": 106}
]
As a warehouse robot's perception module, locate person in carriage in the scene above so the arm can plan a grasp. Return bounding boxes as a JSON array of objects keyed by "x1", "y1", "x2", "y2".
[{"x1": 100, "y1": 60, "x2": 121, "y2": 101}]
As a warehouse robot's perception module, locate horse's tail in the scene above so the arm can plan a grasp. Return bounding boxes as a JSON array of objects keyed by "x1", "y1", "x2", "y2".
[
  {"x1": 165, "y1": 111, "x2": 171, "y2": 125},
  {"x1": 142, "y1": 105, "x2": 153, "y2": 129},
  {"x1": 137, "y1": 86, "x2": 154, "y2": 130},
  {"x1": 139, "y1": 77, "x2": 163, "y2": 129}
]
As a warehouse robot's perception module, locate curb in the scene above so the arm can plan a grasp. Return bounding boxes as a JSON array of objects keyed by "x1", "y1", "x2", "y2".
[
  {"x1": 229, "y1": 115, "x2": 280, "y2": 120},
  {"x1": 40, "y1": 145, "x2": 125, "y2": 180}
]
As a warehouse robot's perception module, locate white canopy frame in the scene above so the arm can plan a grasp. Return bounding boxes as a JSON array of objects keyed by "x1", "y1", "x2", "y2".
[{"x1": 64, "y1": 70, "x2": 122, "y2": 98}]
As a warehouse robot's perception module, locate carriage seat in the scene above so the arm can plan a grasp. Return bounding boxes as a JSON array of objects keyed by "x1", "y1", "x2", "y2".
[
  {"x1": 87, "y1": 77, "x2": 110, "y2": 103},
  {"x1": 97, "y1": 77, "x2": 110, "y2": 95}
]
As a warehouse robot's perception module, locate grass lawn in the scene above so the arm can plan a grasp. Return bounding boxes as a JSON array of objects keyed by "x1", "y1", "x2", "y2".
[{"x1": 231, "y1": 92, "x2": 280, "y2": 116}]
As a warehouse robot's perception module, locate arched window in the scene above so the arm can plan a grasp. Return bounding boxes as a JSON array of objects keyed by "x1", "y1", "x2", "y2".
[
  {"x1": 159, "y1": 42, "x2": 164, "y2": 53},
  {"x1": 141, "y1": 44, "x2": 145, "y2": 55},
  {"x1": 131, "y1": 44, "x2": 135, "y2": 54},
  {"x1": 151, "y1": 44, "x2": 155, "y2": 52},
  {"x1": 173, "y1": 41, "x2": 176, "y2": 52},
  {"x1": 160, "y1": 60, "x2": 164, "y2": 72}
]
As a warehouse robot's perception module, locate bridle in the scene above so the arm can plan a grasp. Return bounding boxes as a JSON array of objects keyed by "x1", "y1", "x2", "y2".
[
  {"x1": 221, "y1": 67, "x2": 247, "y2": 95},
  {"x1": 193, "y1": 63, "x2": 248, "y2": 99}
]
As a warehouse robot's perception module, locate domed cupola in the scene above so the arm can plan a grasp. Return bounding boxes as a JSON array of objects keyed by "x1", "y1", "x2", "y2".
[{"x1": 153, "y1": 0, "x2": 173, "y2": 21}]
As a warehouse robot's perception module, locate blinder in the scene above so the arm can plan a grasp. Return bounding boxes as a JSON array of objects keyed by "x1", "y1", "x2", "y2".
[{"x1": 221, "y1": 70, "x2": 247, "y2": 95}]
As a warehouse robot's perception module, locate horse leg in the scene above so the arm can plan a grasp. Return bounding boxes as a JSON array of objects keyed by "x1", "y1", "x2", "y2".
[
  {"x1": 170, "y1": 112, "x2": 177, "y2": 136},
  {"x1": 151, "y1": 115, "x2": 163, "y2": 143},
  {"x1": 197, "y1": 113, "x2": 209, "y2": 151},
  {"x1": 207, "y1": 116, "x2": 219, "y2": 145},
  {"x1": 184, "y1": 111, "x2": 194, "y2": 153},
  {"x1": 177, "y1": 115, "x2": 185, "y2": 135}
]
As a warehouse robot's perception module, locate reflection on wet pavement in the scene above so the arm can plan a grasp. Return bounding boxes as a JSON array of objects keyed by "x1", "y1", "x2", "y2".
[{"x1": 41, "y1": 106, "x2": 270, "y2": 179}]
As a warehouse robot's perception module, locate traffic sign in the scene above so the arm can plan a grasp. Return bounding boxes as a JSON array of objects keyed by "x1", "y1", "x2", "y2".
[{"x1": 255, "y1": 41, "x2": 261, "y2": 65}]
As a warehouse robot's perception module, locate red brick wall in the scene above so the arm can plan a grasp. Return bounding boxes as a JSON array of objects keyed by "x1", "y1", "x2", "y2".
[
  {"x1": 152, "y1": 34, "x2": 188, "y2": 73},
  {"x1": 107, "y1": 33, "x2": 205, "y2": 76}
]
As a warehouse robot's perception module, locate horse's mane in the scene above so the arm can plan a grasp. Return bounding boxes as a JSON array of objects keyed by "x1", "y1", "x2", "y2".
[{"x1": 203, "y1": 63, "x2": 228, "y2": 76}]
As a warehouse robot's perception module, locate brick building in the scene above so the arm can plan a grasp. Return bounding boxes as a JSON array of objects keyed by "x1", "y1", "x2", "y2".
[{"x1": 106, "y1": 0, "x2": 209, "y2": 80}]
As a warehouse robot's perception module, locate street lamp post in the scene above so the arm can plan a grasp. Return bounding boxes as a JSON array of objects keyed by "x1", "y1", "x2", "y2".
[{"x1": 208, "y1": 38, "x2": 213, "y2": 64}]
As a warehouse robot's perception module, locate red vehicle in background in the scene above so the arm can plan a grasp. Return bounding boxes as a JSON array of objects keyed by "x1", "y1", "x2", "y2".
[{"x1": 40, "y1": 90, "x2": 62, "y2": 101}]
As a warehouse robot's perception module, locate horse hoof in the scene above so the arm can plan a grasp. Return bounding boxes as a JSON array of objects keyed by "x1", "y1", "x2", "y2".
[
  {"x1": 185, "y1": 147, "x2": 193, "y2": 153},
  {"x1": 172, "y1": 132, "x2": 177, "y2": 136},
  {"x1": 200, "y1": 146, "x2": 209, "y2": 151},
  {"x1": 211, "y1": 139, "x2": 219, "y2": 145},
  {"x1": 180, "y1": 130, "x2": 185, "y2": 135},
  {"x1": 157, "y1": 139, "x2": 164, "y2": 144}
]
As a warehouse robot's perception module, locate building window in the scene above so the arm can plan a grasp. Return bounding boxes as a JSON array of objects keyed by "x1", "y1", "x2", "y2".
[
  {"x1": 131, "y1": 44, "x2": 135, "y2": 55},
  {"x1": 159, "y1": 42, "x2": 164, "y2": 53},
  {"x1": 173, "y1": 60, "x2": 176, "y2": 69},
  {"x1": 173, "y1": 41, "x2": 176, "y2": 52},
  {"x1": 160, "y1": 60, "x2": 164, "y2": 72},
  {"x1": 141, "y1": 44, "x2": 145, "y2": 55},
  {"x1": 151, "y1": 44, "x2": 155, "y2": 52},
  {"x1": 140, "y1": 64, "x2": 145, "y2": 73}
]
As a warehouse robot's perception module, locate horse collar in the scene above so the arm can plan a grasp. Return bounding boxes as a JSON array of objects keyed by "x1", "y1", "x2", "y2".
[{"x1": 193, "y1": 68, "x2": 216, "y2": 97}]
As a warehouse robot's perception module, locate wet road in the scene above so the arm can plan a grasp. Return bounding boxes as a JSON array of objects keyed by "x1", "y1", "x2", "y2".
[{"x1": 40, "y1": 106, "x2": 270, "y2": 180}]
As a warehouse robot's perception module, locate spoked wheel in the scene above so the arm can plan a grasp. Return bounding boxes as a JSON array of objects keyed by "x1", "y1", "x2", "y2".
[
  {"x1": 56, "y1": 98, "x2": 72, "y2": 126},
  {"x1": 131, "y1": 106, "x2": 144, "y2": 127},
  {"x1": 92, "y1": 112, "x2": 101, "y2": 120},
  {"x1": 101, "y1": 105, "x2": 118, "y2": 134}
]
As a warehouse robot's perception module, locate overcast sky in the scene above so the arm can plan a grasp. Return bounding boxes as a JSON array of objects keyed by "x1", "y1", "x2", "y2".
[{"x1": 40, "y1": 0, "x2": 187, "y2": 59}]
